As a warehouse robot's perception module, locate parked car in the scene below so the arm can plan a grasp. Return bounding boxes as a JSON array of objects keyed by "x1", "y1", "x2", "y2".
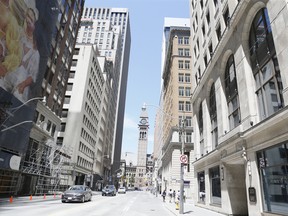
[
  {"x1": 102, "y1": 185, "x2": 117, "y2": 196},
  {"x1": 61, "y1": 185, "x2": 92, "y2": 203},
  {"x1": 118, "y1": 186, "x2": 126, "y2": 194}
]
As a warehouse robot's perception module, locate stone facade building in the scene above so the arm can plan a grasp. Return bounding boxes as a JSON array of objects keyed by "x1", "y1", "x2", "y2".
[{"x1": 189, "y1": 0, "x2": 288, "y2": 215}]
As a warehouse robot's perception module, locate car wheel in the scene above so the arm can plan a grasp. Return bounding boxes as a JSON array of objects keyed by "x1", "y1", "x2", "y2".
[
  {"x1": 61, "y1": 200, "x2": 65, "y2": 203},
  {"x1": 88, "y1": 196, "x2": 92, "y2": 201},
  {"x1": 81, "y1": 196, "x2": 85, "y2": 203}
]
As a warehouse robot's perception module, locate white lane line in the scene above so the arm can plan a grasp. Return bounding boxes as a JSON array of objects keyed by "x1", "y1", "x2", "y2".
[{"x1": 121, "y1": 195, "x2": 137, "y2": 215}]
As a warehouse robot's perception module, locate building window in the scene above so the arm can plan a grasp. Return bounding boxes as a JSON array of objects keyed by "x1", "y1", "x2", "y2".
[
  {"x1": 179, "y1": 73, "x2": 184, "y2": 82},
  {"x1": 225, "y1": 55, "x2": 240, "y2": 129},
  {"x1": 257, "y1": 142, "x2": 288, "y2": 215},
  {"x1": 185, "y1": 74, "x2": 190, "y2": 83},
  {"x1": 209, "y1": 83, "x2": 218, "y2": 149},
  {"x1": 202, "y1": 24, "x2": 206, "y2": 36},
  {"x1": 185, "y1": 101, "x2": 191, "y2": 112},
  {"x1": 186, "y1": 116, "x2": 192, "y2": 127},
  {"x1": 66, "y1": 83, "x2": 73, "y2": 91},
  {"x1": 184, "y1": 37, "x2": 189, "y2": 45},
  {"x1": 249, "y1": 8, "x2": 283, "y2": 120},
  {"x1": 71, "y1": 59, "x2": 77, "y2": 67},
  {"x1": 210, "y1": 166, "x2": 221, "y2": 204},
  {"x1": 204, "y1": 54, "x2": 208, "y2": 67},
  {"x1": 179, "y1": 101, "x2": 184, "y2": 111},
  {"x1": 178, "y1": 60, "x2": 184, "y2": 69},
  {"x1": 178, "y1": 36, "x2": 183, "y2": 44},
  {"x1": 223, "y1": 7, "x2": 230, "y2": 27},
  {"x1": 61, "y1": 109, "x2": 68, "y2": 118},
  {"x1": 184, "y1": 49, "x2": 190, "y2": 56},
  {"x1": 73, "y1": 48, "x2": 80, "y2": 55},
  {"x1": 60, "y1": 123, "x2": 66, "y2": 132},
  {"x1": 178, "y1": 48, "x2": 184, "y2": 56},
  {"x1": 185, "y1": 87, "x2": 191, "y2": 96},
  {"x1": 179, "y1": 86, "x2": 184, "y2": 96},
  {"x1": 206, "y1": 11, "x2": 210, "y2": 25},
  {"x1": 185, "y1": 60, "x2": 190, "y2": 69},
  {"x1": 216, "y1": 24, "x2": 221, "y2": 41},
  {"x1": 209, "y1": 42, "x2": 213, "y2": 57},
  {"x1": 199, "y1": 103, "x2": 204, "y2": 156},
  {"x1": 64, "y1": 96, "x2": 70, "y2": 104}
]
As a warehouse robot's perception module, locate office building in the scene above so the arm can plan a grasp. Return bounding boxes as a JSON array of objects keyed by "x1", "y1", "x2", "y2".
[
  {"x1": 190, "y1": 0, "x2": 288, "y2": 215},
  {"x1": 0, "y1": 0, "x2": 84, "y2": 196},
  {"x1": 154, "y1": 18, "x2": 194, "y2": 197},
  {"x1": 77, "y1": 7, "x2": 131, "y2": 178}
]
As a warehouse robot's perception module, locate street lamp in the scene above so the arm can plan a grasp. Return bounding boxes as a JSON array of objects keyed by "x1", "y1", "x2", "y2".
[
  {"x1": 179, "y1": 118, "x2": 185, "y2": 214},
  {"x1": 143, "y1": 103, "x2": 186, "y2": 214},
  {"x1": 0, "y1": 96, "x2": 46, "y2": 131}
]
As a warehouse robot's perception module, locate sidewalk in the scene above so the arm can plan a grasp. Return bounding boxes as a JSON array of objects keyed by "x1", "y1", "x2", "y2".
[
  {"x1": 156, "y1": 194, "x2": 226, "y2": 216},
  {"x1": 0, "y1": 194, "x2": 61, "y2": 204}
]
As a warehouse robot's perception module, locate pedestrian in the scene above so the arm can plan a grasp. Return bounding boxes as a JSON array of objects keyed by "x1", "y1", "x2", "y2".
[
  {"x1": 168, "y1": 189, "x2": 173, "y2": 203},
  {"x1": 172, "y1": 190, "x2": 176, "y2": 203},
  {"x1": 162, "y1": 190, "x2": 166, "y2": 202}
]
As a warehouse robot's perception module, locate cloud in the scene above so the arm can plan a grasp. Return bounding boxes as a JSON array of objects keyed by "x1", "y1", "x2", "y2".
[{"x1": 124, "y1": 116, "x2": 138, "y2": 129}]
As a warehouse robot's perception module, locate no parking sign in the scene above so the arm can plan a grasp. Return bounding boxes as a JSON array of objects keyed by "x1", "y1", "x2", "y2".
[{"x1": 180, "y1": 155, "x2": 188, "y2": 164}]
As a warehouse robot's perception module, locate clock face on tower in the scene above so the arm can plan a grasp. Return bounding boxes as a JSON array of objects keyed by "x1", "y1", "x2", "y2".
[{"x1": 140, "y1": 119, "x2": 147, "y2": 125}]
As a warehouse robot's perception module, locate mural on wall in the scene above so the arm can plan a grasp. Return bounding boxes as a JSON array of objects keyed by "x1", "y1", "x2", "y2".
[{"x1": 0, "y1": 0, "x2": 58, "y2": 169}]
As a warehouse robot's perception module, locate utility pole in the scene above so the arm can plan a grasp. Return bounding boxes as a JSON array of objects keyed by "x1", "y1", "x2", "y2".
[{"x1": 179, "y1": 118, "x2": 185, "y2": 214}]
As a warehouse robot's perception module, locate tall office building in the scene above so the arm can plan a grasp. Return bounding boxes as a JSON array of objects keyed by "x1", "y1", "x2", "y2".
[
  {"x1": 153, "y1": 17, "x2": 194, "y2": 196},
  {"x1": 58, "y1": 7, "x2": 130, "y2": 188},
  {"x1": 0, "y1": 0, "x2": 84, "y2": 196},
  {"x1": 78, "y1": 7, "x2": 131, "y2": 178},
  {"x1": 190, "y1": 0, "x2": 288, "y2": 215},
  {"x1": 59, "y1": 44, "x2": 114, "y2": 189}
]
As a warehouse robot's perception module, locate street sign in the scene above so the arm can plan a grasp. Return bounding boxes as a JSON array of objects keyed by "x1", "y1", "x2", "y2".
[{"x1": 180, "y1": 154, "x2": 188, "y2": 164}]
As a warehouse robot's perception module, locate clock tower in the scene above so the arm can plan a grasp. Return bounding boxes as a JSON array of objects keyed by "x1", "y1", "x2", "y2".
[{"x1": 135, "y1": 104, "x2": 149, "y2": 188}]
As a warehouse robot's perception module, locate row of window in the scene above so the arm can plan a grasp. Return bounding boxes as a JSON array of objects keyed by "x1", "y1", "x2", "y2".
[{"x1": 196, "y1": 8, "x2": 283, "y2": 157}]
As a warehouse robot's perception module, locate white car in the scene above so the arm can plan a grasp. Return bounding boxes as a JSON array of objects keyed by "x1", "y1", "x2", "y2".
[{"x1": 118, "y1": 187, "x2": 126, "y2": 194}]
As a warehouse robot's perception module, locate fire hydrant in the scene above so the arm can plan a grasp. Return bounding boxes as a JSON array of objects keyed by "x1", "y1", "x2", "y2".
[{"x1": 175, "y1": 201, "x2": 179, "y2": 210}]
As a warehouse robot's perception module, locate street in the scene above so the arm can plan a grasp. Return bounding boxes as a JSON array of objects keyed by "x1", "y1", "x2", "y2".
[{"x1": 0, "y1": 191, "x2": 175, "y2": 216}]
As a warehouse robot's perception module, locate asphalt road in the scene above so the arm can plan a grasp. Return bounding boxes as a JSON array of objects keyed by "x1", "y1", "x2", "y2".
[{"x1": 0, "y1": 191, "x2": 174, "y2": 216}]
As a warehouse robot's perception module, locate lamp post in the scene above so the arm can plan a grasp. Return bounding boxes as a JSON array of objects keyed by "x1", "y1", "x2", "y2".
[
  {"x1": 179, "y1": 118, "x2": 185, "y2": 214},
  {"x1": 0, "y1": 96, "x2": 46, "y2": 131},
  {"x1": 143, "y1": 103, "x2": 186, "y2": 214}
]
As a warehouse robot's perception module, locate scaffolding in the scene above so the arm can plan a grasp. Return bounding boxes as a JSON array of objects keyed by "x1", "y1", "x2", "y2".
[{"x1": 21, "y1": 139, "x2": 72, "y2": 195}]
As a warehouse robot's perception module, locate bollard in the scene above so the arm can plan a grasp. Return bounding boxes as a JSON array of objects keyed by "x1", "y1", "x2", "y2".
[
  {"x1": 29, "y1": 195, "x2": 32, "y2": 200},
  {"x1": 54, "y1": 193, "x2": 56, "y2": 198},
  {"x1": 9, "y1": 196, "x2": 13, "y2": 203},
  {"x1": 43, "y1": 194, "x2": 46, "y2": 199}
]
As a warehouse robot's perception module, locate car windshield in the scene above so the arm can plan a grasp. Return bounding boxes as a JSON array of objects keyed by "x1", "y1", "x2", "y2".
[
  {"x1": 105, "y1": 185, "x2": 114, "y2": 189},
  {"x1": 69, "y1": 186, "x2": 84, "y2": 191}
]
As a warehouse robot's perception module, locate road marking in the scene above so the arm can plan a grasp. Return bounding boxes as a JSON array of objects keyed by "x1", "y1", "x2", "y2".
[{"x1": 121, "y1": 195, "x2": 137, "y2": 215}]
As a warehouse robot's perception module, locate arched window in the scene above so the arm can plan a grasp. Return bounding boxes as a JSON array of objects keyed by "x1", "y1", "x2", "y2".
[
  {"x1": 198, "y1": 103, "x2": 204, "y2": 156},
  {"x1": 209, "y1": 83, "x2": 218, "y2": 148},
  {"x1": 225, "y1": 55, "x2": 240, "y2": 129},
  {"x1": 249, "y1": 8, "x2": 283, "y2": 120}
]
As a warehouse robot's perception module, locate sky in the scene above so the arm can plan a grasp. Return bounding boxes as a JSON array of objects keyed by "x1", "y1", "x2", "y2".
[{"x1": 85, "y1": 0, "x2": 190, "y2": 164}]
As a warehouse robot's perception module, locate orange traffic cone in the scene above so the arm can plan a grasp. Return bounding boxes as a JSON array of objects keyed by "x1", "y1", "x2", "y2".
[
  {"x1": 9, "y1": 196, "x2": 13, "y2": 203},
  {"x1": 29, "y1": 195, "x2": 32, "y2": 200}
]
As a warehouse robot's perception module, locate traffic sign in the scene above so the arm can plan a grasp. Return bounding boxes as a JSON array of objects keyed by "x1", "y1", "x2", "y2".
[{"x1": 180, "y1": 154, "x2": 188, "y2": 164}]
